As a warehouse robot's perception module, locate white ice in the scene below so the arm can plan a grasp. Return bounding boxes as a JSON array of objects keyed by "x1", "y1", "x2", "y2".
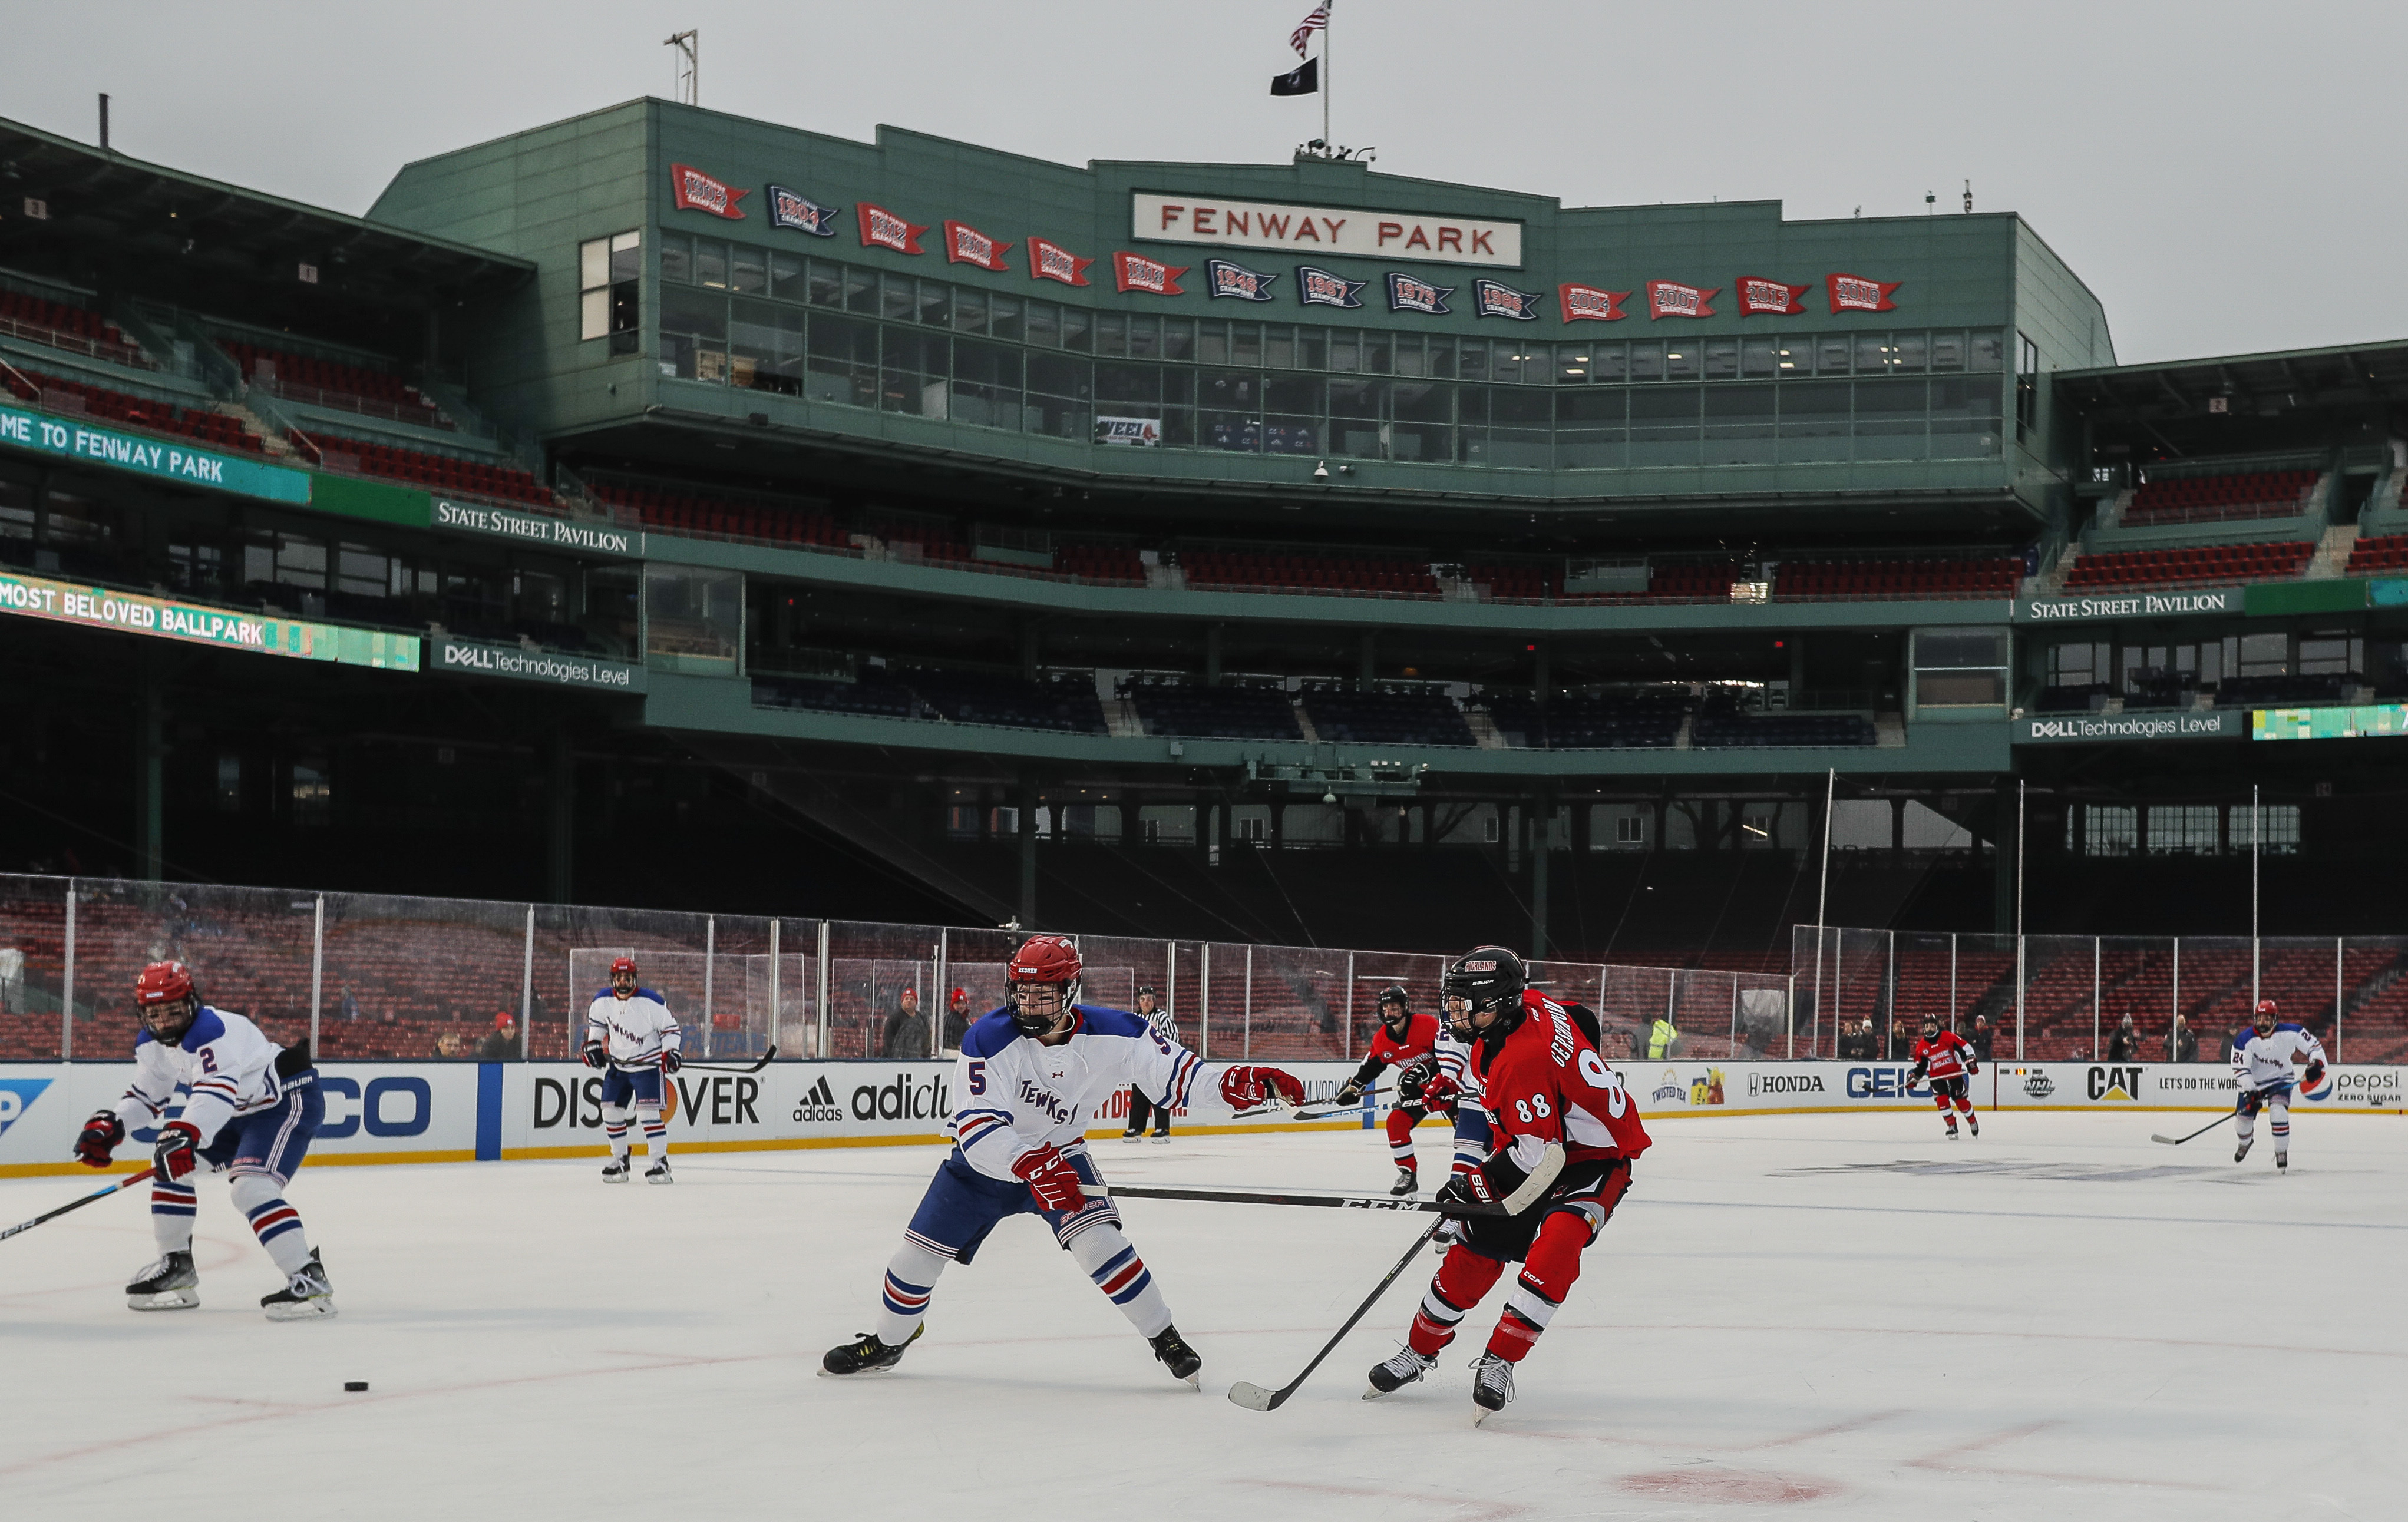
[{"x1": 2, "y1": 1111, "x2": 2401, "y2": 1521}]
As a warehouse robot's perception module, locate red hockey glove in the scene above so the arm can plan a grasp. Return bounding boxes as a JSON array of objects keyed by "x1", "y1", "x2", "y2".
[
  {"x1": 152, "y1": 1120, "x2": 202, "y2": 1184},
  {"x1": 1218, "y1": 1065, "x2": 1306, "y2": 1113},
  {"x1": 1966, "y1": 1063, "x2": 1980, "y2": 1077},
  {"x1": 74, "y1": 1111, "x2": 124, "y2": 1168},
  {"x1": 1010, "y1": 1144, "x2": 1087, "y2": 1213},
  {"x1": 659, "y1": 1050, "x2": 682, "y2": 1074},
  {"x1": 1418, "y1": 1072, "x2": 1461, "y2": 1110}
]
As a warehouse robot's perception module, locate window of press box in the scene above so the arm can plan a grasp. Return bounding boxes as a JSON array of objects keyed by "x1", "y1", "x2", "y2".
[
  {"x1": 643, "y1": 564, "x2": 742, "y2": 677},
  {"x1": 1911, "y1": 628, "x2": 2009, "y2": 710},
  {"x1": 579, "y1": 230, "x2": 642, "y2": 350},
  {"x1": 2015, "y1": 332, "x2": 2039, "y2": 439}
]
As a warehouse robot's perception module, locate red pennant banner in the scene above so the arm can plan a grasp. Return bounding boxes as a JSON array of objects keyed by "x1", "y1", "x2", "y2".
[
  {"x1": 1112, "y1": 251, "x2": 1189, "y2": 296},
  {"x1": 1029, "y1": 236, "x2": 1094, "y2": 287},
  {"x1": 669, "y1": 164, "x2": 749, "y2": 220},
  {"x1": 1646, "y1": 280, "x2": 1717, "y2": 319},
  {"x1": 1827, "y1": 272, "x2": 1902, "y2": 313},
  {"x1": 857, "y1": 203, "x2": 929, "y2": 255},
  {"x1": 1735, "y1": 276, "x2": 1809, "y2": 316},
  {"x1": 943, "y1": 220, "x2": 1013, "y2": 271},
  {"x1": 1558, "y1": 283, "x2": 1629, "y2": 322}
]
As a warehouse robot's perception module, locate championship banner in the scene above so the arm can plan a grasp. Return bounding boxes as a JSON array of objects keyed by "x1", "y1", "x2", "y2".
[
  {"x1": 1646, "y1": 280, "x2": 1717, "y2": 319},
  {"x1": 669, "y1": 164, "x2": 748, "y2": 219},
  {"x1": 1297, "y1": 266, "x2": 1366, "y2": 309},
  {"x1": 1558, "y1": 283, "x2": 1628, "y2": 322},
  {"x1": 1112, "y1": 251, "x2": 1188, "y2": 295},
  {"x1": 1736, "y1": 276, "x2": 1809, "y2": 315},
  {"x1": 1205, "y1": 257, "x2": 1279, "y2": 301},
  {"x1": 765, "y1": 185, "x2": 842, "y2": 237},
  {"x1": 1471, "y1": 279, "x2": 1543, "y2": 321},
  {"x1": 1028, "y1": 236, "x2": 1094, "y2": 287},
  {"x1": 1385, "y1": 272, "x2": 1453, "y2": 315},
  {"x1": 943, "y1": 220, "x2": 1013, "y2": 272},
  {"x1": 857, "y1": 203, "x2": 928, "y2": 255},
  {"x1": 1828, "y1": 272, "x2": 1901, "y2": 313}
]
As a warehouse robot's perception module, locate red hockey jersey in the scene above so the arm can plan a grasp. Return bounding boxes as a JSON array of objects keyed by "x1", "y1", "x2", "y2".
[
  {"x1": 1367, "y1": 1011, "x2": 1440, "y2": 1071},
  {"x1": 1471, "y1": 996, "x2": 1651, "y2": 1168},
  {"x1": 1910, "y1": 1030, "x2": 1976, "y2": 1081}
]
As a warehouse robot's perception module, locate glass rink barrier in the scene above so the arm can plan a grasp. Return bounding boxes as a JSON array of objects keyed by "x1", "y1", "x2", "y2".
[{"x1": 1789, "y1": 924, "x2": 2408, "y2": 1063}]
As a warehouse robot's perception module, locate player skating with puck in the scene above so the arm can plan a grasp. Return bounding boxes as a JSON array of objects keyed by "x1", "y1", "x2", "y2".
[
  {"x1": 822, "y1": 934, "x2": 1293, "y2": 1384},
  {"x1": 2231, "y1": 998, "x2": 2326, "y2": 1172},
  {"x1": 1365, "y1": 947, "x2": 1651, "y2": 1423},
  {"x1": 1336, "y1": 984, "x2": 1442, "y2": 1196},
  {"x1": 72, "y1": 961, "x2": 333, "y2": 1319},
  {"x1": 582, "y1": 956, "x2": 682, "y2": 1183},
  {"x1": 1907, "y1": 1016, "x2": 1980, "y2": 1139}
]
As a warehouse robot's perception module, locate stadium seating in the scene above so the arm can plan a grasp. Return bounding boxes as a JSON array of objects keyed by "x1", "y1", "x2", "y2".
[
  {"x1": 588, "y1": 481, "x2": 847, "y2": 549},
  {"x1": 1125, "y1": 683, "x2": 1303, "y2": 740},
  {"x1": 1692, "y1": 699, "x2": 1875, "y2": 748},
  {"x1": 2345, "y1": 534, "x2": 2408, "y2": 575},
  {"x1": 1057, "y1": 543, "x2": 1147, "y2": 584},
  {"x1": 752, "y1": 672, "x2": 920, "y2": 719},
  {"x1": 295, "y1": 431, "x2": 555, "y2": 508},
  {"x1": 899, "y1": 668, "x2": 1108, "y2": 734},
  {"x1": 2120, "y1": 469, "x2": 2315, "y2": 528},
  {"x1": 1465, "y1": 562, "x2": 1561, "y2": 601},
  {"x1": 1299, "y1": 688, "x2": 1475, "y2": 747},
  {"x1": 0, "y1": 289, "x2": 149, "y2": 368},
  {"x1": 873, "y1": 521, "x2": 975, "y2": 565},
  {"x1": 1561, "y1": 561, "x2": 1739, "y2": 602},
  {"x1": 1181, "y1": 550, "x2": 1440, "y2": 597},
  {"x1": 4, "y1": 367, "x2": 263, "y2": 453},
  {"x1": 220, "y1": 341, "x2": 445, "y2": 428},
  {"x1": 1773, "y1": 557, "x2": 2021, "y2": 599},
  {"x1": 1478, "y1": 690, "x2": 1687, "y2": 749},
  {"x1": 2062, "y1": 541, "x2": 2312, "y2": 589}
]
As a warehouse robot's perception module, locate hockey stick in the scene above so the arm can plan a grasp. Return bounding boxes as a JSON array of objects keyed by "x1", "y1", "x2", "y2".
[
  {"x1": 2151, "y1": 1109, "x2": 2238, "y2": 1146},
  {"x1": 0, "y1": 1167, "x2": 154, "y2": 1245},
  {"x1": 1230, "y1": 1085, "x2": 1383, "y2": 1122},
  {"x1": 1084, "y1": 1146, "x2": 1563, "y2": 1220},
  {"x1": 1227, "y1": 1216, "x2": 1445, "y2": 1411},
  {"x1": 671, "y1": 1044, "x2": 778, "y2": 1074}
]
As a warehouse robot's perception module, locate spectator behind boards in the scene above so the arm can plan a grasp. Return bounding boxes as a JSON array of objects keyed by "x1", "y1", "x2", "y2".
[{"x1": 879, "y1": 985, "x2": 929, "y2": 1060}]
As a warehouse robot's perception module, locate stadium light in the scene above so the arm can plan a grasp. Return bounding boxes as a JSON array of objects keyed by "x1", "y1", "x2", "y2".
[{"x1": 1313, "y1": 460, "x2": 1330, "y2": 479}]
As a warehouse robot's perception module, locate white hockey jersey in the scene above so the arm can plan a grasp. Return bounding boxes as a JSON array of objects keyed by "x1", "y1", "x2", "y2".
[
  {"x1": 1435, "y1": 1031, "x2": 1483, "y2": 1103},
  {"x1": 584, "y1": 987, "x2": 683, "y2": 1068},
  {"x1": 2231, "y1": 1022, "x2": 2326, "y2": 1094},
  {"x1": 949, "y1": 1006, "x2": 1201, "y2": 1181},
  {"x1": 113, "y1": 1007, "x2": 302, "y2": 1146}
]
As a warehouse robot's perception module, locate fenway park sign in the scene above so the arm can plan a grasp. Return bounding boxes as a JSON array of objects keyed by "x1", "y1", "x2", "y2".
[{"x1": 1134, "y1": 193, "x2": 1523, "y2": 268}]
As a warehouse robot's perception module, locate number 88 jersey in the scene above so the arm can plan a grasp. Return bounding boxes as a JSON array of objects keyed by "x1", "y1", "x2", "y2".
[{"x1": 1471, "y1": 993, "x2": 1653, "y2": 1167}]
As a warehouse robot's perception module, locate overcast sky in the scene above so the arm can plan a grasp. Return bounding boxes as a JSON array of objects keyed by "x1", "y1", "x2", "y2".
[{"x1": 5, "y1": 1, "x2": 2402, "y2": 364}]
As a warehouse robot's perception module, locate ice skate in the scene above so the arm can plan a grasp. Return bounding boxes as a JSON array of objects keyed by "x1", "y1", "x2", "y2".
[
  {"x1": 1148, "y1": 1324, "x2": 1202, "y2": 1387},
  {"x1": 2277, "y1": 1152, "x2": 2288, "y2": 1173},
  {"x1": 1944, "y1": 1123, "x2": 1960, "y2": 1140},
  {"x1": 1149, "y1": 1129, "x2": 1170, "y2": 1144},
  {"x1": 1470, "y1": 1351, "x2": 1516, "y2": 1425},
  {"x1": 260, "y1": 1249, "x2": 335, "y2": 1321},
  {"x1": 1966, "y1": 1114, "x2": 1980, "y2": 1138},
  {"x1": 602, "y1": 1156, "x2": 631, "y2": 1183},
  {"x1": 2235, "y1": 1135, "x2": 2254, "y2": 1164},
  {"x1": 1121, "y1": 1125, "x2": 1143, "y2": 1143},
  {"x1": 645, "y1": 1157, "x2": 673, "y2": 1184},
  {"x1": 1364, "y1": 1346, "x2": 1436, "y2": 1398},
  {"x1": 1389, "y1": 1166, "x2": 1419, "y2": 1197},
  {"x1": 1432, "y1": 1217, "x2": 1461, "y2": 1255},
  {"x1": 125, "y1": 1250, "x2": 199, "y2": 1312},
  {"x1": 820, "y1": 1324, "x2": 921, "y2": 1376}
]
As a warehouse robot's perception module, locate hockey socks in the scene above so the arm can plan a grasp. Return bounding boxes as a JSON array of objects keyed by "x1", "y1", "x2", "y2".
[
  {"x1": 1069, "y1": 1224, "x2": 1174, "y2": 1339},
  {"x1": 873, "y1": 1239, "x2": 952, "y2": 1348},
  {"x1": 641, "y1": 1111, "x2": 668, "y2": 1160},
  {"x1": 1408, "y1": 1245, "x2": 1505, "y2": 1356},
  {"x1": 230, "y1": 1172, "x2": 316, "y2": 1278},
  {"x1": 1486, "y1": 1213, "x2": 1588, "y2": 1364},
  {"x1": 1385, "y1": 1107, "x2": 1421, "y2": 1170},
  {"x1": 150, "y1": 1177, "x2": 198, "y2": 1255},
  {"x1": 602, "y1": 1102, "x2": 631, "y2": 1160}
]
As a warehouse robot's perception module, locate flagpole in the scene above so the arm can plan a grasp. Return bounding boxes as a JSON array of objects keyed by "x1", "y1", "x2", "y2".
[{"x1": 1322, "y1": 1, "x2": 1333, "y2": 149}]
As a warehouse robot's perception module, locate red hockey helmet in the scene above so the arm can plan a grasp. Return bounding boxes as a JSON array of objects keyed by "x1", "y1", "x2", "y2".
[
  {"x1": 1006, "y1": 934, "x2": 1082, "y2": 1034},
  {"x1": 2254, "y1": 998, "x2": 2279, "y2": 1031},
  {"x1": 610, "y1": 956, "x2": 639, "y2": 980},
  {"x1": 133, "y1": 961, "x2": 198, "y2": 1041}
]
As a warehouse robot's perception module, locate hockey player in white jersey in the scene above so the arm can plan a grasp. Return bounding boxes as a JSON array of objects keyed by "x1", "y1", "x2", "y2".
[
  {"x1": 822, "y1": 934, "x2": 1291, "y2": 1385},
  {"x1": 71, "y1": 961, "x2": 333, "y2": 1319},
  {"x1": 2230, "y1": 998, "x2": 2327, "y2": 1172},
  {"x1": 582, "y1": 957, "x2": 682, "y2": 1183}
]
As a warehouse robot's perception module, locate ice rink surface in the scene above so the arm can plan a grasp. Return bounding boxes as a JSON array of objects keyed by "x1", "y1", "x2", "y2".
[{"x1": 3, "y1": 1110, "x2": 2401, "y2": 1521}]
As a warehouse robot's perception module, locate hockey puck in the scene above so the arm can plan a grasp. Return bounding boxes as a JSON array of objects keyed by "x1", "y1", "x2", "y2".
[{"x1": 343, "y1": 1381, "x2": 368, "y2": 1392}]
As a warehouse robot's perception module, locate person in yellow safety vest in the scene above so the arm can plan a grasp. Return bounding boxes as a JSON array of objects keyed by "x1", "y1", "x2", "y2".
[{"x1": 1646, "y1": 1013, "x2": 1679, "y2": 1059}]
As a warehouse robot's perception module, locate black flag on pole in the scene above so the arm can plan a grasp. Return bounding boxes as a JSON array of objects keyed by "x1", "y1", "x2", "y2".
[{"x1": 1270, "y1": 57, "x2": 1319, "y2": 97}]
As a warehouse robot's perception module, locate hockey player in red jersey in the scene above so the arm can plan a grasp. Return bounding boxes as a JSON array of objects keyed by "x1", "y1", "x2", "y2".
[
  {"x1": 1365, "y1": 947, "x2": 1650, "y2": 1424},
  {"x1": 1335, "y1": 985, "x2": 1443, "y2": 1196},
  {"x1": 1907, "y1": 1016, "x2": 1980, "y2": 1138}
]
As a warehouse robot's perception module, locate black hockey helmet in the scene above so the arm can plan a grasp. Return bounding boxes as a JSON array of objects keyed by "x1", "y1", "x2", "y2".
[
  {"x1": 1442, "y1": 947, "x2": 1527, "y2": 1037},
  {"x1": 1921, "y1": 1014, "x2": 1941, "y2": 1037},
  {"x1": 1376, "y1": 983, "x2": 1411, "y2": 1029}
]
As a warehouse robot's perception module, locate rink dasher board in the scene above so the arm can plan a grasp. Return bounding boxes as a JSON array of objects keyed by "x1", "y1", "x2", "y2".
[{"x1": 4, "y1": 1059, "x2": 2397, "y2": 1177}]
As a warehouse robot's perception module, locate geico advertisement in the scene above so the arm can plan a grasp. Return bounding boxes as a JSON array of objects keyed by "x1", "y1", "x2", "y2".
[{"x1": 0, "y1": 1063, "x2": 476, "y2": 1173}]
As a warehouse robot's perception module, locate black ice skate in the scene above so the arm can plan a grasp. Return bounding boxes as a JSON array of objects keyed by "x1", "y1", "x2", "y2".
[
  {"x1": 1121, "y1": 1123, "x2": 1143, "y2": 1142},
  {"x1": 602, "y1": 1156, "x2": 631, "y2": 1183},
  {"x1": 261, "y1": 1249, "x2": 335, "y2": 1321},
  {"x1": 1364, "y1": 1346, "x2": 1436, "y2": 1399},
  {"x1": 1944, "y1": 1123, "x2": 1960, "y2": 1140},
  {"x1": 645, "y1": 1157, "x2": 673, "y2": 1185},
  {"x1": 2234, "y1": 1135, "x2": 2254, "y2": 1164},
  {"x1": 820, "y1": 1324, "x2": 922, "y2": 1376},
  {"x1": 1470, "y1": 1351, "x2": 1517, "y2": 1425},
  {"x1": 1967, "y1": 1114, "x2": 1980, "y2": 1138},
  {"x1": 1149, "y1": 1128, "x2": 1170, "y2": 1144},
  {"x1": 1149, "y1": 1324, "x2": 1203, "y2": 1387},
  {"x1": 2277, "y1": 1152, "x2": 2288, "y2": 1173},
  {"x1": 1389, "y1": 1167, "x2": 1419, "y2": 1197},
  {"x1": 125, "y1": 1249, "x2": 199, "y2": 1311}
]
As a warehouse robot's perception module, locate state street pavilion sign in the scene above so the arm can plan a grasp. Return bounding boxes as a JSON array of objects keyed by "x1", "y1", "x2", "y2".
[
  {"x1": 2017, "y1": 589, "x2": 2239, "y2": 623},
  {"x1": 1132, "y1": 193, "x2": 1522, "y2": 269},
  {"x1": 432, "y1": 499, "x2": 640, "y2": 557},
  {"x1": 0, "y1": 402, "x2": 311, "y2": 505},
  {"x1": 0, "y1": 568, "x2": 420, "y2": 671}
]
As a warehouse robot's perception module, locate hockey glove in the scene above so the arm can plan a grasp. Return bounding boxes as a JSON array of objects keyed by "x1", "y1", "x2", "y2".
[
  {"x1": 1010, "y1": 1144, "x2": 1086, "y2": 1213},
  {"x1": 74, "y1": 1111, "x2": 124, "y2": 1168},
  {"x1": 2304, "y1": 1060, "x2": 2326, "y2": 1089},
  {"x1": 659, "y1": 1050, "x2": 682, "y2": 1074},
  {"x1": 1907, "y1": 1064, "x2": 1927, "y2": 1086},
  {"x1": 1334, "y1": 1079, "x2": 1366, "y2": 1106},
  {"x1": 1418, "y1": 1071, "x2": 1460, "y2": 1111},
  {"x1": 1966, "y1": 1063, "x2": 1980, "y2": 1077},
  {"x1": 1218, "y1": 1065, "x2": 1306, "y2": 1113},
  {"x1": 580, "y1": 1040, "x2": 609, "y2": 1071},
  {"x1": 1433, "y1": 1169, "x2": 1499, "y2": 1213},
  {"x1": 1395, "y1": 1057, "x2": 1436, "y2": 1106},
  {"x1": 152, "y1": 1120, "x2": 202, "y2": 1184}
]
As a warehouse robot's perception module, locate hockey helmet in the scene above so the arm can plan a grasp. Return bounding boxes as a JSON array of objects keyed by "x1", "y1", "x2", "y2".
[
  {"x1": 1006, "y1": 934, "x2": 1083, "y2": 1034},
  {"x1": 1376, "y1": 983, "x2": 1411, "y2": 1029},
  {"x1": 1442, "y1": 947, "x2": 1527, "y2": 1036},
  {"x1": 134, "y1": 961, "x2": 199, "y2": 1041},
  {"x1": 2254, "y1": 998, "x2": 2279, "y2": 1033},
  {"x1": 1921, "y1": 1014, "x2": 1941, "y2": 1037},
  {"x1": 610, "y1": 955, "x2": 639, "y2": 979}
]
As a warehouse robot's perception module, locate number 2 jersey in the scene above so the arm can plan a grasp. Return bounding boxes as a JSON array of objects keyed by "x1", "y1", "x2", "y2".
[
  {"x1": 1469, "y1": 993, "x2": 1651, "y2": 1176},
  {"x1": 949, "y1": 1007, "x2": 1203, "y2": 1182},
  {"x1": 112, "y1": 1006, "x2": 305, "y2": 1147}
]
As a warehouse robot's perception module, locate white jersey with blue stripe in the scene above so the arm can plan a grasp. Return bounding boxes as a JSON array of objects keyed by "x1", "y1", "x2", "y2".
[
  {"x1": 1436, "y1": 1031, "x2": 1482, "y2": 1102},
  {"x1": 2231, "y1": 1022, "x2": 2326, "y2": 1093},
  {"x1": 949, "y1": 1006, "x2": 1203, "y2": 1182},
  {"x1": 113, "y1": 1007, "x2": 295, "y2": 1147},
  {"x1": 585, "y1": 987, "x2": 683, "y2": 1068}
]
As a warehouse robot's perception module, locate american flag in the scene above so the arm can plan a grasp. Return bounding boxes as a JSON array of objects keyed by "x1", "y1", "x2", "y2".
[{"x1": 1290, "y1": 4, "x2": 1329, "y2": 57}]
